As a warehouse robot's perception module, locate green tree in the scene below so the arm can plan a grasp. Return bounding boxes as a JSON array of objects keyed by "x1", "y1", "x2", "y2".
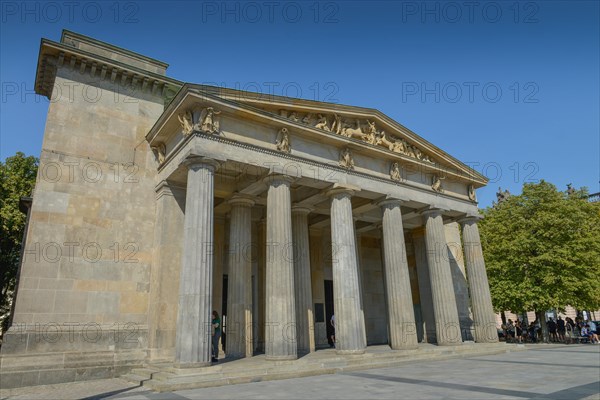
[
  {"x1": 479, "y1": 180, "x2": 600, "y2": 342},
  {"x1": 0, "y1": 152, "x2": 38, "y2": 337}
]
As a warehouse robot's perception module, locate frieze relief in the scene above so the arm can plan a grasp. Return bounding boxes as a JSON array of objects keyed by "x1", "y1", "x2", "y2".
[
  {"x1": 178, "y1": 106, "x2": 221, "y2": 137},
  {"x1": 151, "y1": 142, "x2": 166, "y2": 165},
  {"x1": 468, "y1": 184, "x2": 477, "y2": 202},
  {"x1": 390, "y1": 162, "x2": 402, "y2": 182},
  {"x1": 275, "y1": 128, "x2": 291, "y2": 153},
  {"x1": 432, "y1": 175, "x2": 444, "y2": 193},
  {"x1": 339, "y1": 148, "x2": 354, "y2": 170},
  {"x1": 278, "y1": 109, "x2": 435, "y2": 164}
]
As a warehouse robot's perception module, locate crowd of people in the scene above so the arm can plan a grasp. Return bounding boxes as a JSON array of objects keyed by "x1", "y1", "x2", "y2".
[{"x1": 501, "y1": 316, "x2": 599, "y2": 344}]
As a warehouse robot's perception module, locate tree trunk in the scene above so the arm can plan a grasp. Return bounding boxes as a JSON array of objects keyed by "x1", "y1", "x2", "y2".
[
  {"x1": 501, "y1": 311, "x2": 507, "y2": 325},
  {"x1": 536, "y1": 310, "x2": 549, "y2": 343}
]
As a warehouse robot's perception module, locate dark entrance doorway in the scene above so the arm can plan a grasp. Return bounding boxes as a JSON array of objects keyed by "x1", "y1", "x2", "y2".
[
  {"x1": 221, "y1": 274, "x2": 228, "y2": 352},
  {"x1": 324, "y1": 279, "x2": 334, "y2": 347}
]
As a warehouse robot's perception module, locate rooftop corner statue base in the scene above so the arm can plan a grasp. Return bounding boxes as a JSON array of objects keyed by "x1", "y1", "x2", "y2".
[{"x1": 1, "y1": 30, "x2": 498, "y2": 389}]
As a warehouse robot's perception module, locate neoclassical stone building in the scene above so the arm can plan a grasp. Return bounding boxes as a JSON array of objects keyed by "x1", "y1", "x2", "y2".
[{"x1": 1, "y1": 31, "x2": 498, "y2": 387}]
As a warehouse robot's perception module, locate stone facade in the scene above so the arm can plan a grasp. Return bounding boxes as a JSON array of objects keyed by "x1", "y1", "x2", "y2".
[{"x1": 1, "y1": 30, "x2": 498, "y2": 388}]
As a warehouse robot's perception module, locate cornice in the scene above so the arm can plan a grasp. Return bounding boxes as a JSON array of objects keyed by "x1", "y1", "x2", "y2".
[{"x1": 34, "y1": 39, "x2": 183, "y2": 100}]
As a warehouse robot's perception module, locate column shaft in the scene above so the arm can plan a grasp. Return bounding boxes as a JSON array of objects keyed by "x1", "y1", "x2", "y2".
[
  {"x1": 445, "y1": 222, "x2": 473, "y2": 341},
  {"x1": 380, "y1": 201, "x2": 418, "y2": 349},
  {"x1": 461, "y1": 219, "x2": 498, "y2": 343},
  {"x1": 292, "y1": 207, "x2": 315, "y2": 354},
  {"x1": 226, "y1": 196, "x2": 254, "y2": 358},
  {"x1": 329, "y1": 189, "x2": 366, "y2": 354},
  {"x1": 412, "y1": 229, "x2": 436, "y2": 343},
  {"x1": 175, "y1": 157, "x2": 217, "y2": 366},
  {"x1": 423, "y1": 210, "x2": 462, "y2": 345},
  {"x1": 265, "y1": 175, "x2": 297, "y2": 360}
]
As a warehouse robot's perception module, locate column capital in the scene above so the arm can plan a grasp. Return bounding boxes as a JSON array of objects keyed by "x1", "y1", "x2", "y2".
[
  {"x1": 458, "y1": 214, "x2": 483, "y2": 225},
  {"x1": 263, "y1": 173, "x2": 294, "y2": 186},
  {"x1": 182, "y1": 155, "x2": 221, "y2": 171},
  {"x1": 376, "y1": 196, "x2": 409, "y2": 209},
  {"x1": 420, "y1": 207, "x2": 447, "y2": 218},
  {"x1": 228, "y1": 193, "x2": 256, "y2": 207},
  {"x1": 291, "y1": 205, "x2": 312, "y2": 215},
  {"x1": 325, "y1": 183, "x2": 361, "y2": 199}
]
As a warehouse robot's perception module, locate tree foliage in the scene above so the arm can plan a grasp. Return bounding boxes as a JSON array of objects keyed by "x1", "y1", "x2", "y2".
[
  {"x1": 479, "y1": 180, "x2": 600, "y2": 316},
  {"x1": 0, "y1": 152, "x2": 38, "y2": 335}
]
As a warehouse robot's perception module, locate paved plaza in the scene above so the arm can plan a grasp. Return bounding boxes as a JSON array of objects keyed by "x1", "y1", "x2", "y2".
[{"x1": 1, "y1": 344, "x2": 598, "y2": 400}]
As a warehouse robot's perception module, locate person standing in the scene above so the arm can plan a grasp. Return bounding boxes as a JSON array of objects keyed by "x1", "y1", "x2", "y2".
[
  {"x1": 565, "y1": 318, "x2": 573, "y2": 344},
  {"x1": 557, "y1": 316, "x2": 566, "y2": 343},
  {"x1": 515, "y1": 320, "x2": 523, "y2": 343},
  {"x1": 547, "y1": 317, "x2": 558, "y2": 342},
  {"x1": 212, "y1": 311, "x2": 222, "y2": 362},
  {"x1": 506, "y1": 319, "x2": 515, "y2": 343},
  {"x1": 330, "y1": 314, "x2": 336, "y2": 348}
]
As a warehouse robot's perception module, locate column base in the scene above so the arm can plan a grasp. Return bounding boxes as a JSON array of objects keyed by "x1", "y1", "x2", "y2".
[
  {"x1": 174, "y1": 361, "x2": 212, "y2": 369},
  {"x1": 436, "y1": 341, "x2": 463, "y2": 346},
  {"x1": 390, "y1": 344, "x2": 419, "y2": 351},
  {"x1": 475, "y1": 338, "x2": 499, "y2": 344},
  {"x1": 336, "y1": 349, "x2": 366, "y2": 355},
  {"x1": 265, "y1": 354, "x2": 298, "y2": 361}
]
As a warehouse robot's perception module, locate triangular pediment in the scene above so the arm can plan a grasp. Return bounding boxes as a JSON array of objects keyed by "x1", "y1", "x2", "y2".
[
  {"x1": 186, "y1": 85, "x2": 487, "y2": 186},
  {"x1": 149, "y1": 84, "x2": 488, "y2": 187}
]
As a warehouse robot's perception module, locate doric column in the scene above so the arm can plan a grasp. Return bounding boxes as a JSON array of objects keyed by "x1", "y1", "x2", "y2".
[
  {"x1": 354, "y1": 226, "x2": 367, "y2": 347},
  {"x1": 291, "y1": 206, "x2": 315, "y2": 354},
  {"x1": 326, "y1": 186, "x2": 366, "y2": 354},
  {"x1": 422, "y1": 209, "x2": 462, "y2": 346},
  {"x1": 445, "y1": 222, "x2": 473, "y2": 341},
  {"x1": 256, "y1": 219, "x2": 267, "y2": 353},
  {"x1": 226, "y1": 194, "x2": 255, "y2": 358},
  {"x1": 379, "y1": 199, "x2": 419, "y2": 349},
  {"x1": 175, "y1": 156, "x2": 219, "y2": 367},
  {"x1": 460, "y1": 216, "x2": 498, "y2": 343},
  {"x1": 264, "y1": 174, "x2": 297, "y2": 360},
  {"x1": 412, "y1": 228, "x2": 436, "y2": 343}
]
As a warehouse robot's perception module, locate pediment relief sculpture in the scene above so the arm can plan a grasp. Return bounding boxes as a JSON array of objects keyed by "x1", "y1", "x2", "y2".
[
  {"x1": 275, "y1": 128, "x2": 291, "y2": 153},
  {"x1": 278, "y1": 108, "x2": 435, "y2": 164},
  {"x1": 339, "y1": 148, "x2": 354, "y2": 170},
  {"x1": 151, "y1": 142, "x2": 166, "y2": 164},
  {"x1": 178, "y1": 106, "x2": 221, "y2": 137}
]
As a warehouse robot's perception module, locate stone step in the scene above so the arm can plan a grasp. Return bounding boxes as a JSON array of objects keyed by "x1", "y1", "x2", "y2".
[
  {"x1": 137, "y1": 344, "x2": 524, "y2": 392},
  {"x1": 130, "y1": 367, "x2": 158, "y2": 376},
  {"x1": 121, "y1": 373, "x2": 151, "y2": 385}
]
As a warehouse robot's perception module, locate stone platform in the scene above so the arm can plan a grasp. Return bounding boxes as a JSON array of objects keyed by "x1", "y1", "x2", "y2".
[{"x1": 122, "y1": 342, "x2": 524, "y2": 392}]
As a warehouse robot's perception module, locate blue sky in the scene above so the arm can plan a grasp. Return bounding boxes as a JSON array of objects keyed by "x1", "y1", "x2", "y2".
[{"x1": 1, "y1": 0, "x2": 598, "y2": 207}]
